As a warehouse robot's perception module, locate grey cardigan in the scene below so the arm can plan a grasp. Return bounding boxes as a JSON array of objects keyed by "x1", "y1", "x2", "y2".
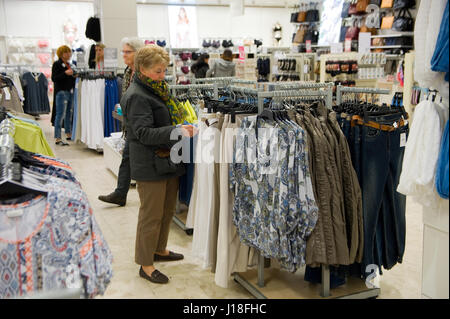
[
  {"x1": 206, "y1": 59, "x2": 236, "y2": 78},
  {"x1": 121, "y1": 75, "x2": 185, "y2": 181}
]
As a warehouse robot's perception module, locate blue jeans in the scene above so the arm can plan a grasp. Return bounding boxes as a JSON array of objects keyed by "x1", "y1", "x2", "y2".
[
  {"x1": 54, "y1": 90, "x2": 73, "y2": 139},
  {"x1": 360, "y1": 113, "x2": 409, "y2": 276}
]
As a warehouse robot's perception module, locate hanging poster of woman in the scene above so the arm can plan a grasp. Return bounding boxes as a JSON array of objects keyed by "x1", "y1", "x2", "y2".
[{"x1": 168, "y1": 6, "x2": 198, "y2": 48}]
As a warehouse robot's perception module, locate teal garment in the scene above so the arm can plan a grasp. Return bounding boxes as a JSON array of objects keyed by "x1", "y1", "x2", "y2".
[
  {"x1": 431, "y1": 0, "x2": 449, "y2": 82},
  {"x1": 11, "y1": 118, "x2": 55, "y2": 157}
]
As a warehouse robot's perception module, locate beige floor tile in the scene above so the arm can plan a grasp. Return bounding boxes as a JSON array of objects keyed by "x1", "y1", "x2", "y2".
[{"x1": 37, "y1": 114, "x2": 424, "y2": 299}]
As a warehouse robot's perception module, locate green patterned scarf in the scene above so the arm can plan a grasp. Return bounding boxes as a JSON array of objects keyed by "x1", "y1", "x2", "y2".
[{"x1": 137, "y1": 71, "x2": 188, "y2": 125}]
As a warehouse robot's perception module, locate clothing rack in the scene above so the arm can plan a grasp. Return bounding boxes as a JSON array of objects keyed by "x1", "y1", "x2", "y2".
[
  {"x1": 193, "y1": 76, "x2": 236, "y2": 84},
  {"x1": 74, "y1": 68, "x2": 118, "y2": 78},
  {"x1": 336, "y1": 85, "x2": 391, "y2": 105},
  {"x1": 257, "y1": 86, "x2": 333, "y2": 114},
  {"x1": 230, "y1": 79, "x2": 258, "y2": 86},
  {"x1": 0, "y1": 64, "x2": 43, "y2": 74},
  {"x1": 169, "y1": 83, "x2": 219, "y2": 100},
  {"x1": 193, "y1": 78, "x2": 258, "y2": 89},
  {"x1": 227, "y1": 85, "x2": 261, "y2": 95},
  {"x1": 233, "y1": 86, "x2": 381, "y2": 299},
  {"x1": 261, "y1": 82, "x2": 334, "y2": 107}
]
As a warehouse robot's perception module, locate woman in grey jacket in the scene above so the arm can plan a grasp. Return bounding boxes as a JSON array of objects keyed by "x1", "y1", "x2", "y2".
[
  {"x1": 121, "y1": 45, "x2": 196, "y2": 284},
  {"x1": 206, "y1": 49, "x2": 236, "y2": 77}
]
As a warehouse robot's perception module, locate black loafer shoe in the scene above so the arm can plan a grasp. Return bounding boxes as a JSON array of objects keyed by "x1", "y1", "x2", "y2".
[
  {"x1": 154, "y1": 251, "x2": 184, "y2": 262},
  {"x1": 98, "y1": 192, "x2": 126, "y2": 206},
  {"x1": 139, "y1": 267, "x2": 169, "y2": 284}
]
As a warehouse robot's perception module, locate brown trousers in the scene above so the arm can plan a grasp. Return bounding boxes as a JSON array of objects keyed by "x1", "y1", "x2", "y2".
[{"x1": 135, "y1": 177, "x2": 179, "y2": 266}]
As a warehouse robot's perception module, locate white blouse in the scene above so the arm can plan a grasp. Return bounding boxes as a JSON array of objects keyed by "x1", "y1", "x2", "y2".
[{"x1": 397, "y1": 99, "x2": 449, "y2": 208}]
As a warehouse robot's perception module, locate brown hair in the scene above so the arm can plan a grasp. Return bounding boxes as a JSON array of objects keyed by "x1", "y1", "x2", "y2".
[
  {"x1": 56, "y1": 45, "x2": 71, "y2": 59},
  {"x1": 135, "y1": 44, "x2": 170, "y2": 72},
  {"x1": 222, "y1": 49, "x2": 233, "y2": 62}
]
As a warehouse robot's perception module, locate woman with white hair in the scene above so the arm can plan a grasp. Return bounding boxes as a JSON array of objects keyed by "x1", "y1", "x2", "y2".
[{"x1": 98, "y1": 37, "x2": 145, "y2": 206}]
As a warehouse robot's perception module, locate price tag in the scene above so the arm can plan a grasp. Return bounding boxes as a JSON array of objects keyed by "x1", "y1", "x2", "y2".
[
  {"x1": 306, "y1": 40, "x2": 312, "y2": 53},
  {"x1": 400, "y1": 133, "x2": 407, "y2": 147},
  {"x1": 7, "y1": 208, "x2": 23, "y2": 218},
  {"x1": 345, "y1": 38, "x2": 352, "y2": 52}
]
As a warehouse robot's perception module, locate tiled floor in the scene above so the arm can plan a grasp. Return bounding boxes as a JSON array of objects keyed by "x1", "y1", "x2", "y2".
[{"x1": 39, "y1": 114, "x2": 424, "y2": 299}]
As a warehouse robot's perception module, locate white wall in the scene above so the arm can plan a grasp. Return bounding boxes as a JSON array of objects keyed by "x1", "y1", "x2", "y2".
[
  {"x1": 1, "y1": 0, "x2": 94, "y2": 49},
  {"x1": 100, "y1": 0, "x2": 138, "y2": 68},
  {"x1": 137, "y1": 4, "x2": 295, "y2": 48}
]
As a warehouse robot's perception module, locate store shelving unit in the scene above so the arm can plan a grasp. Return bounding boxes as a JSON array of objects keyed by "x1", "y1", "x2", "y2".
[
  {"x1": 370, "y1": 32, "x2": 414, "y2": 38},
  {"x1": 370, "y1": 45, "x2": 413, "y2": 49}
]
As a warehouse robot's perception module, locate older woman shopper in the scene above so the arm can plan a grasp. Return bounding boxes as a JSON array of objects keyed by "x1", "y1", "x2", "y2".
[
  {"x1": 121, "y1": 45, "x2": 196, "y2": 284},
  {"x1": 51, "y1": 45, "x2": 76, "y2": 146},
  {"x1": 98, "y1": 37, "x2": 144, "y2": 206}
]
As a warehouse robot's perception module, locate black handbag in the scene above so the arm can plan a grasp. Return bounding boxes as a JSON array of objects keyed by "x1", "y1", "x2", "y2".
[
  {"x1": 291, "y1": 11, "x2": 299, "y2": 23},
  {"x1": 392, "y1": 8, "x2": 414, "y2": 31},
  {"x1": 385, "y1": 36, "x2": 413, "y2": 46},
  {"x1": 341, "y1": 2, "x2": 351, "y2": 18},
  {"x1": 305, "y1": 27, "x2": 319, "y2": 44},
  {"x1": 370, "y1": 0, "x2": 381, "y2": 6},
  {"x1": 393, "y1": 0, "x2": 416, "y2": 9},
  {"x1": 306, "y1": 3, "x2": 320, "y2": 22}
]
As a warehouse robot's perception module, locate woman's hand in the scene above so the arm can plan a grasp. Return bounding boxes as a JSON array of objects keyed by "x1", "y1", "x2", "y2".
[
  {"x1": 180, "y1": 125, "x2": 198, "y2": 137},
  {"x1": 65, "y1": 69, "x2": 74, "y2": 76}
]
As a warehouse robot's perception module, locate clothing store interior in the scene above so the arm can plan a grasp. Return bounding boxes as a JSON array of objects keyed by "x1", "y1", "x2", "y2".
[{"x1": 0, "y1": 0, "x2": 448, "y2": 301}]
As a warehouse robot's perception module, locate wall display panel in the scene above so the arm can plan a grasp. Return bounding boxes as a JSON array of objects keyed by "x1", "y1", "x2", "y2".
[
  {"x1": 137, "y1": 4, "x2": 171, "y2": 40},
  {"x1": 168, "y1": 6, "x2": 199, "y2": 48},
  {"x1": 2, "y1": 0, "x2": 94, "y2": 49},
  {"x1": 137, "y1": 4, "x2": 294, "y2": 48}
]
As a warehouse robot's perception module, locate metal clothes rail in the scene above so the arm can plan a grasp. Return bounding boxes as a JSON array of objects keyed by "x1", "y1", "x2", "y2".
[
  {"x1": 169, "y1": 83, "x2": 219, "y2": 100},
  {"x1": 260, "y1": 82, "x2": 334, "y2": 107},
  {"x1": 0, "y1": 64, "x2": 48, "y2": 73},
  {"x1": 336, "y1": 85, "x2": 391, "y2": 105},
  {"x1": 257, "y1": 86, "x2": 333, "y2": 114},
  {"x1": 193, "y1": 78, "x2": 258, "y2": 90},
  {"x1": 193, "y1": 76, "x2": 236, "y2": 84}
]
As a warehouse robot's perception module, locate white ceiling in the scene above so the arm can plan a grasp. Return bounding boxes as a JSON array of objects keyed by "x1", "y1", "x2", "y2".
[
  {"x1": 18, "y1": 0, "x2": 304, "y2": 8},
  {"x1": 136, "y1": 0, "x2": 301, "y2": 7}
]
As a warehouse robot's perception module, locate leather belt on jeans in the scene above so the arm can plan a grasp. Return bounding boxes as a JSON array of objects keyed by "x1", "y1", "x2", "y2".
[{"x1": 351, "y1": 115, "x2": 407, "y2": 132}]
